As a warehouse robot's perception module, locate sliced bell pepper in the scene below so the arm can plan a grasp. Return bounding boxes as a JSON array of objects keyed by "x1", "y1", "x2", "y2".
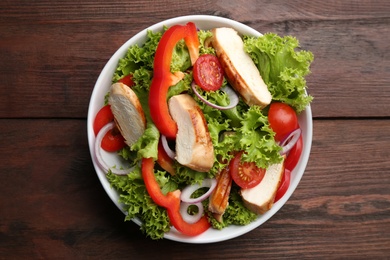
[
  {"x1": 149, "y1": 22, "x2": 199, "y2": 140},
  {"x1": 141, "y1": 158, "x2": 210, "y2": 236}
]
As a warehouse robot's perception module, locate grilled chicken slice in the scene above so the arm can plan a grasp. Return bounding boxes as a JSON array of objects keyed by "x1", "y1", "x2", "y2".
[
  {"x1": 240, "y1": 159, "x2": 285, "y2": 214},
  {"x1": 208, "y1": 167, "x2": 232, "y2": 222},
  {"x1": 168, "y1": 94, "x2": 214, "y2": 172},
  {"x1": 108, "y1": 82, "x2": 146, "y2": 147},
  {"x1": 211, "y1": 27, "x2": 272, "y2": 108}
]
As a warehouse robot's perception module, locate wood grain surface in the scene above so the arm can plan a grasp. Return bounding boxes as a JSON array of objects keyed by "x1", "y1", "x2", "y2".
[{"x1": 1, "y1": 0, "x2": 389, "y2": 259}]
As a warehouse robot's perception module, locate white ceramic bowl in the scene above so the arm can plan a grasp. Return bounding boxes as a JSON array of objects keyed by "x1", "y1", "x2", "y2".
[{"x1": 87, "y1": 15, "x2": 312, "y2": 244}]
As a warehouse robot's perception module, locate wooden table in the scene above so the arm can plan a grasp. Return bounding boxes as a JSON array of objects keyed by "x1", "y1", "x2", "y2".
[{"x1": 1, "y1": 1, "x2": 389, "y2": 259}]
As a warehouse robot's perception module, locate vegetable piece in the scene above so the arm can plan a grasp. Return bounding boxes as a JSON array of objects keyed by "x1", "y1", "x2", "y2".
[
  {"x1": 93, "y1": 105, "x2": 114, "y2": 136},
  {"x1": 101, "y1": 125, "x2": 126, "y2": 152},
  {"x1": 149, "y1": 22, "x2": 199, "y2": 140},
  {"x1": 180, "y1": 178, "x2": 217, "y2": 204},
  {"x1": 243, "y1": 33, "x2": 314, "y2": 112},
  {"x1": 160, "y1": 135, "x2": 176, "y2": 160},
  {"x1": 208, "y1": 167, "x2": 233, "y2": 222},
  {"x1": 274, "y1": 169, "x2": 291, "y2": 202},
  {"x1": 117, "y1": 74, "x2": 134, "y2": 87},
  {"x1": 285, "y1": 135, "x2": 303, "y2": 171},
  {"x1": 240, "y1": 160, "x2": 285, "y2": 214},
  {"x1": 268, "y1": 102, "x2": 299, "y2": 142},
  {"x1": 211, "y1": 27, "x2": 271, "y2": 108},
  {"x1": 279, "y1": 128, "x2": 301, "y2": 155},
  {"x1": 193, "y1": 54, "x2": 224, "y2": 91},
  {"x1": 94, "y1": 122, "x2": 134, "y2": 175},
  {"x1": 191, "y1": 82, "x2": 239, "y2": 110},
  {"x1": 180, "y1": 202, "x2": 204, "y2": 224},
  {"x1": 141, "y1": 158, "x2": 210, "y2": 236},
  {"x1": 157, "y1": 138, "x2": 175, "y2": 175},
  {"x1": 229, "y1": 151, "x2": 266, "y2": 189}
]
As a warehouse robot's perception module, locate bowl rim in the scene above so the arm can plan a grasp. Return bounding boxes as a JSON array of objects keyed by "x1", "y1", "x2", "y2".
[{"x1": 87, "y1": 14, "x2": 313, "y2": 244}]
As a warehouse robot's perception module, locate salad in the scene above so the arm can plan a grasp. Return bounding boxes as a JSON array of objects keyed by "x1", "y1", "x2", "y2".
[{"x1": 92, "y1": 21, "x2": 313, "y2": 240}]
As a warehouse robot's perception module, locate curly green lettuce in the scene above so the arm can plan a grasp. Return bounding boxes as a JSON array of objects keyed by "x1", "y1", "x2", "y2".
[
  {"x1": 244, "y1": 33, "x2": 314, "y2": 112},
  {"x1": 107, "y1": 167, "x2": 177, "y2": 240}
]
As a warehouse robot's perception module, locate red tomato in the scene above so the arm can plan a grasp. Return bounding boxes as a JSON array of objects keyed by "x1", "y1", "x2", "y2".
[
  {"x1": 274, "y1": 169, "x2": 291, "y2": 202},
  {"x1": 268, "y1": 102, "x2": 299, "y2": 142},
  {"x1": 93, "y1": 105, "x2": 114, "y2": 136},
  {"x1": 229, "y1": 151, "x2": 266, "y2": 189},
  {"x1": 285, "y1": 135, "x2": 303, "y2": 171},
  {"x1": 101, "y1": 126, "x2": 126, "y2": 152},
  {"x1": 118, "y1": 74, "x2": 134, "y2": 87},
  {"x1": 193, "y1": 54, "x2": 224, "y2": 91}
]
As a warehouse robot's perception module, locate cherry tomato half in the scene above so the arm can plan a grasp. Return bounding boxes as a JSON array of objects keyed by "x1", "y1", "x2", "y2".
[
  {"x1": 193, "y1": 54, "x2": 224, "y2": 91},
  {"x1": 285, "y1": 135, "x2": 303, "y2": 171},
  {"x1": 101, "y1": 126, "x2": 126, "y2": 152},
  {"x1": 229, "y1": 151, "x2": 266, "y2": 189},
  {"x1": 268, "y1": 102, "x2": 299, "y2": 142},
  {"x1": 93, "y1": 105, "x2": 114, "y2": 136},
  {"x1": 274, "y1": 168, "x2": 291, "y2": 202},
  {"x1": 117, "y1": 74, "x2": 134, "y2": 87}
]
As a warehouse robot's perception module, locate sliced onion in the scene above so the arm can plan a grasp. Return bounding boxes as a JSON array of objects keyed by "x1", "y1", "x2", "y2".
[
  {"x1": 279, "y1": 128, "x2": 302, "y2": 155},
  {"x1": 161, "y1": 135, "x2": 176, "y2": 160},
  {"x1": 191, "y1": 82, "x2": 239, "y2": 110},
  {"x1": 180, "y1": 178, "x2": 217, "y2": 203},
  {"x1": 94, "y1": 122, "x2": 134, "y2": 175},
  {"x1": 180, "y1": 202, "x2": 204, "y2": 224}
]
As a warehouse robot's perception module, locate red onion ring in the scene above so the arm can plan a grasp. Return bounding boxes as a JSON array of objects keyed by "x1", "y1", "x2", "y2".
[
  {"x1": 179, "y1": 202, "x2": 204, "y2": 224},
  {"x1": 191, "y1": 82, "x2": 239, "y2": 110},
  {"x1": 279, "y1": 128, "x2": 302, "y2": 155},
  {"x1": 180, "y1": 178, "x2": 217, "y2": 204},
  {"x1": 161, "y1": 135, "x2": 176, "y2": 160},
  {"x1": 94, "y1": 122, "x2": 134, "y2": 175}
]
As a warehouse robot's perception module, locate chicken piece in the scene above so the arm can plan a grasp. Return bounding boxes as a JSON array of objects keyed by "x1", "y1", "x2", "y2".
[
  {"x1": 108, "y1": 82, "x2": 146, "y2": 147},
  {"x1": 208, "y1": 167, "x2": 232, "y2": 222},
  {"x1": 211, "y1": 27, "x2": 272, "y2": 108},
  {"x1": 240, "y1": 159, "x2": 285, "y2": 214},
  {"x1": 168, "y1": 94, "x2": 214, "y2": 172}
]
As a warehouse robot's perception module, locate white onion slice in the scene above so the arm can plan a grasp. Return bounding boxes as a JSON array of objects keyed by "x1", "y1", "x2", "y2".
[
  {"x1": 161, "y1": 135, "x2": 176, "y2": 160},
  {"x1": 279, "y1": 128, "x2": 302, "y2": 155},
  {"x1": 191, "y1": 82, "x2": 239, "y2": 110},
  {"x1": 94, "y1": 122, "x2": 134, "y2": 175},
  {"x1": 180, "y1": 178, "x2": 217, "y2": 203},
  {"x1": 179, "y1": 202, "x2": 204, "y2": 224}
]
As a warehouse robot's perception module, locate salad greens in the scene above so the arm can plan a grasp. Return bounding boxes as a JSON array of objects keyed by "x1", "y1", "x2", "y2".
[
  {"x1": 244, "y1": 33, "x2": 314, "y2": 112},
  {"x1": 107, "y1": 26, "x2": 313, "y2": 239}
]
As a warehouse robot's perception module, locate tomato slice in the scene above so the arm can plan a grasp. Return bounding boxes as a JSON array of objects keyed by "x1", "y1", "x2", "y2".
[
  {"x1": 101, "y1": 126, "x2": 126, "y2": 152},
  {"x1": 268, "y1": 102, "x2": 299, "y2": 142},
  {"x1": 274, "y1": 168, "x2": 291, "y2": 202},
  {"x1": 193, "y1": 54, "x2": 224, "y2": 91},
  {"x1": 93, "y1": 105, "x2": 114, "y2": 136},
  {"x1": 117, "y1": 74, "x2": 134, "y2": 87},
  {"x1": 229, "y1": 151, "x2": 266, "y2": 189},
  {"x1": 285, "y1": 135, "x2": 303, "y2": 171}
]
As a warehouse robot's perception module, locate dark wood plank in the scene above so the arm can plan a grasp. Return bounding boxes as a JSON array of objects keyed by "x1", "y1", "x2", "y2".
[
  {"x1": 1, "y1": 119, "x2": 389, "y2": 258},
  {"x1": 0, "y1": 0, "x2": 389, "y2": 118}
]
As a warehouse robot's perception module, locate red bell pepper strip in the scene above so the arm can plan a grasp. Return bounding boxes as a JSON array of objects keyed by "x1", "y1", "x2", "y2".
[
  {"x1": 149, "y1": 22, "x2": 199, "y2": 140},
  {"x1": 141, "y1": 158, "x2": 210, "y2": 236}
]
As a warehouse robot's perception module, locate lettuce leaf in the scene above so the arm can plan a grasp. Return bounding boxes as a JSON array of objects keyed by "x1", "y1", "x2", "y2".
[
  {"x1": 106, "y1": 167, "x2": 172, "y2": 240},
  {"x1": 244, "y1": 33, "x2": 314, "y2": 112}
]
